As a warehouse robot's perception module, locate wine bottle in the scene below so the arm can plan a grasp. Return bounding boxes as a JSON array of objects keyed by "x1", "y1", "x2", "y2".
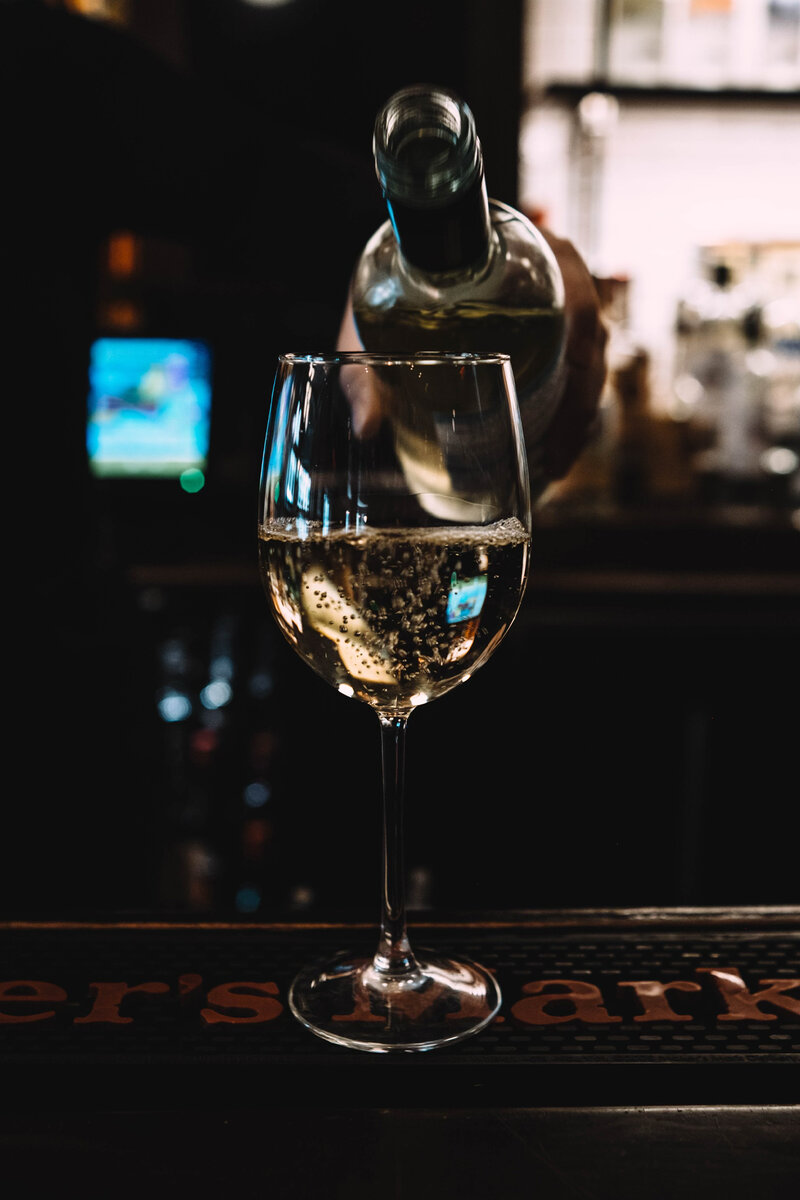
[
  {"x1": 349, "y1": 84, "x2": 566, "y2": 496},
  {"x1": 673, "y1": 258, "x2": 765, "y2": 492}
]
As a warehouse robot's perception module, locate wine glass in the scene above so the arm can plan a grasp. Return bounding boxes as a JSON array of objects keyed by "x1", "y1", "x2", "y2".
[{"x1": 257, "y1": 352, "x2": 531, "y2": 1051}]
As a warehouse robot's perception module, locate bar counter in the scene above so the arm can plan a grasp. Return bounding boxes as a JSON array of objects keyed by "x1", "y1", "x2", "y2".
[{"x1": 2, "y1": 908, "x2": 798, "y2": 1195}]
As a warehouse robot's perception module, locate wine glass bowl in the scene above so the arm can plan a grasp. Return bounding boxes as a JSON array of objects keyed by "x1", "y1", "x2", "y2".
[{"x1": 258, "y1": 352, "x2": 531, "y2": 1051}]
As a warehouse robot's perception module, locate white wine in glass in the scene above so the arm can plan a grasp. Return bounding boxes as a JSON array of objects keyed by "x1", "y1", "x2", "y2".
[{"x1": 258, "y1": 352, "x2": 531, "y2": 1051}]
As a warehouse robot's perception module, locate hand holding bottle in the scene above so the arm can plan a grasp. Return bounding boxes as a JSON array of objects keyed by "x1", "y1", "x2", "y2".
[
  {"x1": 339, "y1": 85, "x2": 608, "y2": 491},
  {"x1": 537, "y1": 229, "x2": 608, "y2": 481}
]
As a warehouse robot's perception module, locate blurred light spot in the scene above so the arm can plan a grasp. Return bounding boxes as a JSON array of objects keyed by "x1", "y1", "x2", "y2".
[
  {"x1": 460, "y1": 673, "x2": 472, "y2": 684},
  {"x1": 761, "y1": 446, "x2": 799, "y2": 475},
  {"x1": 200, "y1": 680, "x2": 232, "y2": 710},
  {"x1": 160, "y1": 638, "x2": 188, "y2": 672},
  {"x1": 102, "y1": 300, "x2": 141, "y2": 330},
  {"x1": 578, "y1": 92, "x2": 619, "y2": 137},
  {"x1": 235, "y1": 885, "x2": 262, "y2": 914},
  {"x1": 180, "y1": 467, "x2": 205, "y2": 494},
  {"x1": 192, "y1": 728, "x2": 219, "y2": 753},
  {"x1": 407, "y1": 865, "x2": 433, "y2": 910},
  {"x1": 67, "y1": 1, "x2": 130, "y2": 25},
  {"x1": 210, "y1": 653, "x2": 234, "y2": 681},
  {"x1": 243, "y1": 818, "x2": 271, "y2": 859},
  {"x1": 289, "y1": 885, "x2": 315, "y2": 911},
  {"x1": 410, "y1": 692, "x2": 429, "y2": 707},
  {"x1": 184, "y1": 840, "x2": 216, "y2": 879},
  {"x1": 672, "y1": 373, "x2": 704, "y2": 416},
  {"x1": 249, "y1": 670, "x2": 274, "y2": 699},
  {"x1": 338, "y1": 683, "x2": 355, "y2": 698},
  {"x1": 244, "y1": 781, "x2": 271, "y2": 809},
  {"x1": 746, "y1": 348, "x2": 776, "y2": 377},
  {"x1": 107, "y1": 229, "x2": 138, "y2": 276},
  {"x1": 190, "y1": 727, "x2": 218, "y2": 765},
  {"x1": 157, "y1": 688, "x2": 192, "y2": 722},
  {"x1": 181, "y1": 840, "x2": 218, "y2": 908}
]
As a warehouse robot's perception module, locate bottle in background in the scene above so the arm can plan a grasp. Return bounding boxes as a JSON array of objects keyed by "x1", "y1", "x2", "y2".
[
  {"x1": 671, "y1": 257, "x2": 766, "y2": 498},
  {"x1": 754, "y1": 272, "x2": 800, "y2": 506},
  {"x1": 349, "y1": 84, "x2": 566, "y2": 499}
]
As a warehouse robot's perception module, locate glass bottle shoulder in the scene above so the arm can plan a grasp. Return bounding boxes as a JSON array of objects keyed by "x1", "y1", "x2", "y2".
[{"x1": 352, "y1": 200, "x2": 564, "y2": 314}]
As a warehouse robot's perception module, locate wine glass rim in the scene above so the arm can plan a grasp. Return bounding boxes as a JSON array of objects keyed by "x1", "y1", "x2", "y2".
[{"x1": 278, "y1": 351, "x2": 512, "y2": 366}]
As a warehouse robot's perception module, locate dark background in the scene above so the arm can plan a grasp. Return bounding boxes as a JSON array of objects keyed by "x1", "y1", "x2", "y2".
[{"x1": 3, "y1": 0, "x2": 797, "y2": 921}]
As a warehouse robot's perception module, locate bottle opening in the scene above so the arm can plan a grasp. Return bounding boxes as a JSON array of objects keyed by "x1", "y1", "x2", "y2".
[
  {"x1": 374, "y1": 85, "x2": 481, "y2": 205},
  {"x1": 395, "y1": 130, "x2": 456, "y2": 179}
]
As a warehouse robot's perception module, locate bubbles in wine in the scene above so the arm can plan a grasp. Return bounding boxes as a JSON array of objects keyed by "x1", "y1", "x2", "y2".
[{"x1": 257, "y1": 518, "x2": 529, "y2": 714}]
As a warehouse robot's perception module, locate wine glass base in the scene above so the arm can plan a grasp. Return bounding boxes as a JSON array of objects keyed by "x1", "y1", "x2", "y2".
[{"x1": 288, "y1": 948, "x2": 501, "y2": 1052}]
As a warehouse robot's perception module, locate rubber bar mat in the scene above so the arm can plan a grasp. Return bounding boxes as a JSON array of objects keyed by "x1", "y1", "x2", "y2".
[{"x1": 2, "y1": 911, "x2": 799, "y2": 1107}]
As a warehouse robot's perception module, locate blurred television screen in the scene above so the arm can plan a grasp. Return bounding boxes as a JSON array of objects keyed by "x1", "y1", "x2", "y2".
[{"x1": 87, "y1": 337, "x2": 213, "y2": 480}]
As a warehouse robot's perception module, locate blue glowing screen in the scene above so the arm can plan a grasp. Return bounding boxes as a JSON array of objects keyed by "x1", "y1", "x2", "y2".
[
  {"x1": 87, "y1": 338, "x2": 212, "y2": 478},
  {"x1": 446, "y1": 574, "x2": 487, "y2": 624}
]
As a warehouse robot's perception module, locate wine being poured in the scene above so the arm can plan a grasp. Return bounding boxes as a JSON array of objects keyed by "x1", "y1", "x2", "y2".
[{"x1": 258, "y1": 352, "x2": 531, "y2": 1051}]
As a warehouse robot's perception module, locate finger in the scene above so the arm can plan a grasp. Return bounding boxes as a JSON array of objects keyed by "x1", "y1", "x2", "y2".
[
  {"x1": 540, "y1": 229, "x2": 608, "y2": 368},
  {"x1": 336, "y1": 298, "x2": 363, "y2": 352},
  {"x1": 537, "y1": 229, "x2": 609, "y2": 478},
  {"x1": 336, "y1": 302, "x2": 385, "y2": 437},
  {"x1": 338, "y1": 363, "x2": 384, "y2": 438}
]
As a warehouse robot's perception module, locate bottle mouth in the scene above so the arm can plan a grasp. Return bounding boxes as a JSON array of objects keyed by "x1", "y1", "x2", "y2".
[{"x1": 373, "y1": 85, "x2": 482, "y2": 206}]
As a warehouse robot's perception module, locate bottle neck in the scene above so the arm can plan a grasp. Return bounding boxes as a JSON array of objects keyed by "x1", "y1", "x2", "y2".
[
  {"x1": 373, "y1": 85, "x2": 492, "y2": 274},
  {"x1": 385, "y1": 173, "x2": 492, "y2": 274}
]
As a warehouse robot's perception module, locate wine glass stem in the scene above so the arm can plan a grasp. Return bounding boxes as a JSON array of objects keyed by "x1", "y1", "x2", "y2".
[{"x1": 374, "y1": 713, "x2": 419, "y2": 978}]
